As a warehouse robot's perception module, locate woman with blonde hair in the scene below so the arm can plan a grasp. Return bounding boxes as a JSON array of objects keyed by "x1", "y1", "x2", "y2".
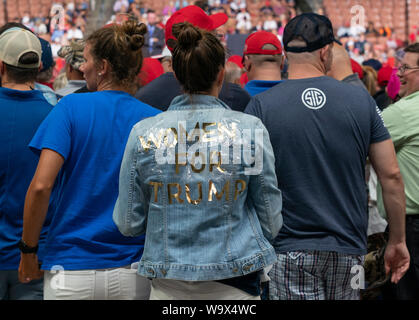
[{"x1": 362, "y1": 65, "x2": 378, "y2": 96}]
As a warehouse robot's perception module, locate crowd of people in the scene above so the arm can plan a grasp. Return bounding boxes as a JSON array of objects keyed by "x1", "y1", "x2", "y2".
[
  {"x1": 10, "y1": 0, "x2": 412, "y2": 95},
  {"x1": 1, "y1": 2, "x2": 418, "y2": 302}
]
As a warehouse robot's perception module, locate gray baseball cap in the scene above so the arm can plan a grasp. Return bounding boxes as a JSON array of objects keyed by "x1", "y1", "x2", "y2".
[{"x1": 0, "y1": 28, "x2": 42, "y2": 68}]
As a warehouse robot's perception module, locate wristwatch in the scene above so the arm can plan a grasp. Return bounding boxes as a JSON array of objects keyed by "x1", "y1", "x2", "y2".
[{"x1": 18, "y1": 239, "x2": 38, "y2": 254}]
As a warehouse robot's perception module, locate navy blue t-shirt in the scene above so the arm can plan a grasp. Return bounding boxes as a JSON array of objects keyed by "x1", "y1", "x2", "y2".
[
  {"x1": 0, "y1": 88, "x2": 53, "y2": 269},
  {"x1": 29, "y1": 91, "x2": 161, "y2": 270},
  {"x1": 245, "y1": 76, "x2": 390, "y2": 255},
  {"x1": 135, "y1": 72, "x2": 251, "y2": 112}
]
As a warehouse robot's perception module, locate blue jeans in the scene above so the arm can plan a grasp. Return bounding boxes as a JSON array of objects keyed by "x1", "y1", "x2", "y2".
[{"x1": 0, "y1": 270, "x2": 43, "y2": 300}]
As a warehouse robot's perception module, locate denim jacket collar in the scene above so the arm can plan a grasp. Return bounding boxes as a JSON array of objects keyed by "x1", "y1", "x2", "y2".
[{"x1": 168, "y1": 94, "x2": 230, "y2": 111}]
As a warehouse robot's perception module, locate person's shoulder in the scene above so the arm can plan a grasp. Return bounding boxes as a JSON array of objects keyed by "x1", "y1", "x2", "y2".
[
  {"x1": 136, "y1": 73, "x2": 177, "y2": 96},
  {"x1": 382, "y1": 97, "x2": 407, "y2": 116},
  {"x1": 57, "y1": 91, "x2": 95, "y2": 105},
  {"x1": 129, "y1": 96, "x2": 162, "y2": 116},
  {"x1": 323, "y1": 75, "x2": 363, "y2": 91},
  {"x1": 132, "y1": 108, "x2": 166, "y2": 133},
  {"x1": 35, "y1": 82, "x2": 55, "y2": 93},
  {"x1": 251, "y1": 79, "x2": 287, "y2": 101},
  {"x1": 396, "y1": 91, "x2": 419, "y2": 107},
  {"x1": 224, "y1": 82, "x2": 251, "y2": 100},
  {"x1": 234, "y1": 109, "x2": 266, "y2": 125}
]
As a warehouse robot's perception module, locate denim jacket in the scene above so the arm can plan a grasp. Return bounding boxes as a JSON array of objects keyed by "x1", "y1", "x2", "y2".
[{"x1": 113, "y1": 94, "x2": 282, "y2": 281}]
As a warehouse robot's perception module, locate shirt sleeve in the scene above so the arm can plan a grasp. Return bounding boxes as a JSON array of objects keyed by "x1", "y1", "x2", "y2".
[
  {"x1": 381, "y1": 103, "x2": 407, "y2": 149},
  {"x1": 370, "y1": 97, "x2": 391, "y2": 144},
  {"x1": 247, "y1": 119, "x2": 283, "y2": 243},
  {"x1": 29, "y1": 99, "x2": 72, "y2": 160}
]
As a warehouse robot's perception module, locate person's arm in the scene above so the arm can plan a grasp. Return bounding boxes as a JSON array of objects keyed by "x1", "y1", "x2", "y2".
[
  {"x1": 369, "y1": 139, "x2": 410, "y2": 283},
  {"x1": 18, "y1": 149, "x2": 64, "y2": 283},
  {"x1": 247, "y1": 121, "x2": 283, "y2": 243}
]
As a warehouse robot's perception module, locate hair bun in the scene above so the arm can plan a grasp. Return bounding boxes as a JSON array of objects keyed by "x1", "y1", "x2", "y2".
[
  {"x1": 121, "y1": 21, "x2": 147, "y2": 51},
  {"x1": 172, "y1": 22, "x2": 202, "y2": 50}
]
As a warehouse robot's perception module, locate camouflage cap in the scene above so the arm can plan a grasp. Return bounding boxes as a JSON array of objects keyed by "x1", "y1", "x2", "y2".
[{"x1": 57, "y1": 39, "x2": 85, "y2": 71}]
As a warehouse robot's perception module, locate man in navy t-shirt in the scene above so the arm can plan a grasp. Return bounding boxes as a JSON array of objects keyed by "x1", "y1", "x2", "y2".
[
  {"x1": 242, "y1": 31, "x2": 284, "y2": 96},
  {"x1": 245, "y1": 13, "x2": 409, "y2": 300},
  {"x1": 0, "y1": 28, "x2": 53, "y2": 300}
]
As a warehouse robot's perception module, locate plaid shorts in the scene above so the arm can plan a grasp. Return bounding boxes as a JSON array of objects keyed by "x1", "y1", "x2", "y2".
[{"x1": 268, "y1": 251, "x2": 364, "y2": 300}]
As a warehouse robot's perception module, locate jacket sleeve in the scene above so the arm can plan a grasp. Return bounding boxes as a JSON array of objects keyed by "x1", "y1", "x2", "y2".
[
  {"x1": 113, "y1": 126, "x2": 148, "y2": 237},
  {"x1": 247, "y1": 119, "x2": 283, "y2": 243}
]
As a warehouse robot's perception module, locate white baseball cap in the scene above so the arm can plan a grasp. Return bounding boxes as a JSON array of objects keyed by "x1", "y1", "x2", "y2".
[{"x1": 0, "y1": 28, "x2": 42, "y2": 68}]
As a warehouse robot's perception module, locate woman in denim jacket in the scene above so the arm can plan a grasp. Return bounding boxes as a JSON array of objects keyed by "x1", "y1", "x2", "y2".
[{"x1": 113, "y1": 22, "x2": 283, "y2": 300}]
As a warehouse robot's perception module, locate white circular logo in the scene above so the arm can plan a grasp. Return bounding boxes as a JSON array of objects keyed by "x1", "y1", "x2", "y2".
[{"x1": 301, "y1": 88, "x2": 327, "y2": 110}]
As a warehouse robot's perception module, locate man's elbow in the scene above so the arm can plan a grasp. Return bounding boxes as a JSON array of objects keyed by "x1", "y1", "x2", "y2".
[
  {"x1": 382, "y1": 169, "x2": 403, "y2": 183},
  {"x1": 379, "y1": 168, "x2": 404, "y2": 191}
]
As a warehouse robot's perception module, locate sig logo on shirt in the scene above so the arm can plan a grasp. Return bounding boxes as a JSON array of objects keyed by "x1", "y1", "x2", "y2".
[{"x1": 301, "y1": 88, "x2": 327, "y2": 110}]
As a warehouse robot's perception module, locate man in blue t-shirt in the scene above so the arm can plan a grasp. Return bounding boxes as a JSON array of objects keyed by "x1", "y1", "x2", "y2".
[
  {"x1": 245, "y1": 13, "x2": 409, "y2": 300},
  {"x1": 0, "y1": 28, "x2": 53, "y2": 300},
  {"x1": 242, "y1": 31, "x2": 284, "y2": 96}
]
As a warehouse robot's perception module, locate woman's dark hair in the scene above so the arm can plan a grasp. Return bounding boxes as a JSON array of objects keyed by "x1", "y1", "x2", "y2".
[
  {"x1": 86, "y1": 20, "x2": 147, "y2": 91},
  {"x1": 171, "y1": 22, "x2": 225, "y2": 94}
]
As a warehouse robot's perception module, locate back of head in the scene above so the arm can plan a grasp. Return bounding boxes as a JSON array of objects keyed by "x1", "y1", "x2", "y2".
[
  {"x1": 327, "y1": 43, "x2": 353, "y2": 80},
  {"x1": 86, "y1": 20, "x2": 147, "y2": 91},
  {"x1": 377, "y1": 65, "x2": 393, "y2": 88},
  {"x1": 0, "y1": 28, "x2": 42, "y2": 84},
  {"x1": 362, "y1": 59, "x2": 382, "y2": 72},
  {"x1": 282, "y1": 13, "x2": 340, "y2": 73},
  {"x1": 283, "y1": 13, "x2": 340, "y2": 54},
  {"x1": 362, "y1": 65, "x2": 378, "y2": 96},
  {"x1": 225, "y1": 61, "x2": 242, "y2": 85},
  {"x1": 171, "y1": 22, "x2": 225, "y2": 94},
  {"x1": 403, "y1": 42, "x2": 419, "y2": 56},
  {"x1": 37, "y1": 38, "x2": 55, "y2": 83},
  {"x1": 164, "y1": 5, "x2": 228, "y2": 51},
  {"x1": 57, "y1": 39, "x2": 86, "y2": 76},
  {"x1": 243, "y1": 30, "x2": 283, "y2": 67}
]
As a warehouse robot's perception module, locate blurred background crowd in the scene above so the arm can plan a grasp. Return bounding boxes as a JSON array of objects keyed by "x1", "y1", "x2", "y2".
[{"x1": 1, "y1": 0, "x2": 418, "y2": 96}]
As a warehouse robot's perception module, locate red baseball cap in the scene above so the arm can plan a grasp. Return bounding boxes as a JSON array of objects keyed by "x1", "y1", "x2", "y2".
[
  {"x1": 165, "y1": 5, "x2": 228, "y2": 51},
  {"x1": 350, "y1": 59, "x2": 364, "y2": 80},
  {"x1": 243, "y1": 31, "x2": 283, "y2": 56},
  {"x1": 227, "y1": 55, "x2": 244, "y2": 69},
  {"x1": 377, "y1": 65, "x2": 393, "y2": 87},
  {"x1": 138, "y1": 57, "x2": 164, "y2": 87},
  {"x1": 240, "y1": 72, "x2": 249, "y2": 87}
]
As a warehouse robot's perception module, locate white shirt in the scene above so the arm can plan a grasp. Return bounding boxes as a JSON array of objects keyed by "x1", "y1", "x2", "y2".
[{"x1": 66, "y1": 28, "x2": 84, "y2": 40}]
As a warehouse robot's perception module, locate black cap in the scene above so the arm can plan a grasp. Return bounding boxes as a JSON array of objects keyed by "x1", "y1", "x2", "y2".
[{"x1": 283, "y1": 13, "x2": 341, "y2": 53}]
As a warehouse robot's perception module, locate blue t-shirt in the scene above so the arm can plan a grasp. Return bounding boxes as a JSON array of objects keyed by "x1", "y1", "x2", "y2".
[
  {"x1": 245, "y1": 76, "x2": 390, "y2": 255},
  {"x1": 244, "y1": 80, "x2": 283, "y2": 96},
  {"x1": 0, "y1": 88, "x2": 53, "y2": 269},
  {"x1": 29, "y1": 91, "x2": 161, "y2": 270}
]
